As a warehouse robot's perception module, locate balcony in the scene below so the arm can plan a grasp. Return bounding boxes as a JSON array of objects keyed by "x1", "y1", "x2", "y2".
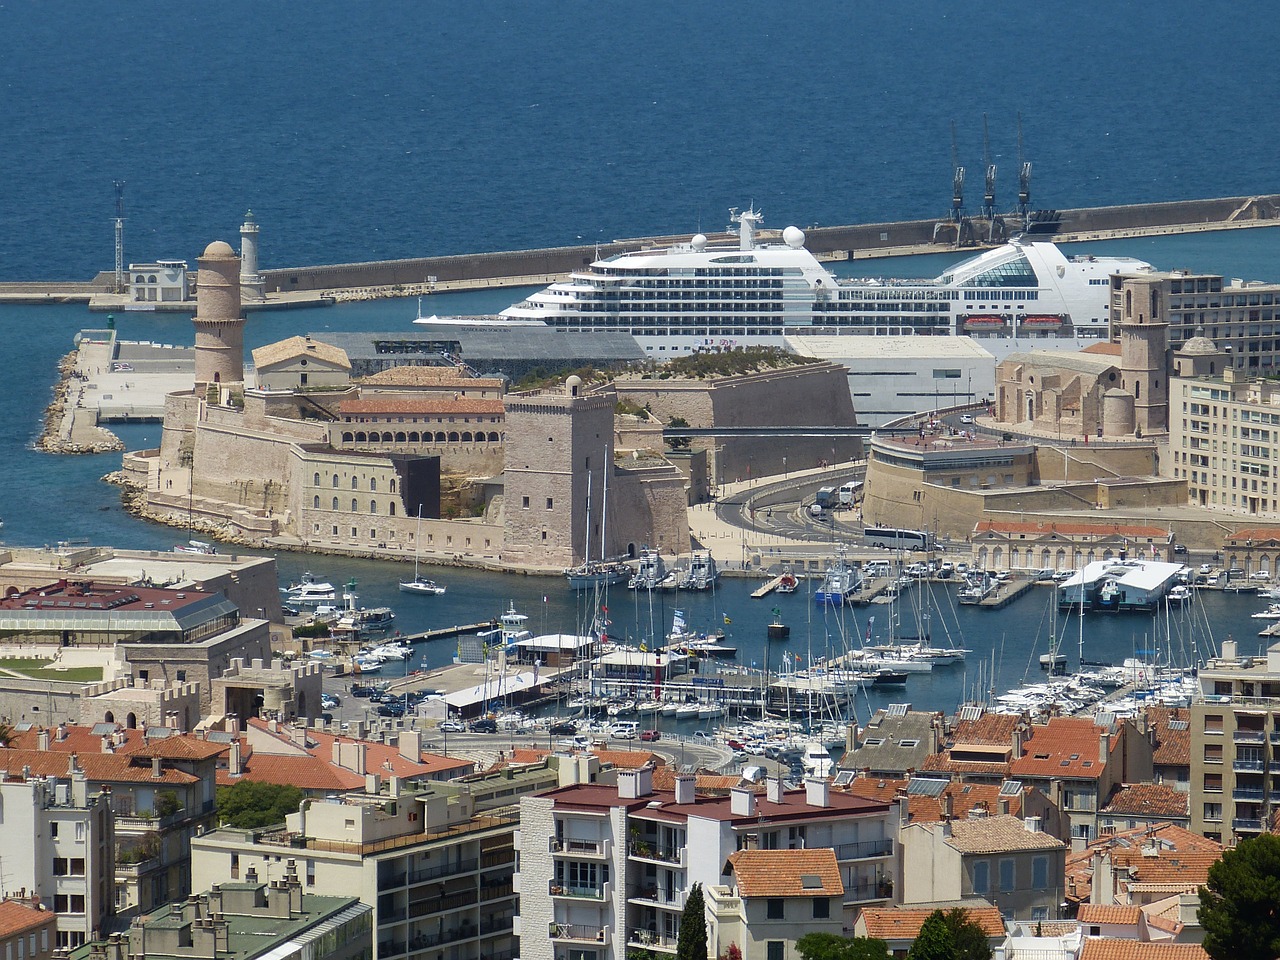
[
  {"x1": 1268, "y1": 731, "x2": 1280, "y2": 744},
  {"x1": 407, "y1": 858, "x2": 479, "y2": 885},
  {"x1": 628, "y1": 840, "x2": 684, "y2": 866},
  {"x1": 844, "y1": 880, "x2": 893, "y2": 905},
  {"x1": 629, "y1": 886, "x2": 686, "y2": 910},
  {"x1": 1232, "y1": 818, "x2": 1264, "y2": 832},
  {"x1": 834, "y1": 838, "x2": 894, "y2": 860},
  {"x1": 1233, "y1": 730, "x2": 1266, "y2": 744},
  {"x1": 628, "y1": 929, "x2": 679, "y2": 953},
  {"x1": 550, "y1": 837, "x2": 608, "y2": 858},
  {"x1": 1233, "y1": 759, "x2": 1267, "y2": 773},
  {"x1": 1233, "y1": 788, "x2": 1267, "y2": 801},
  {"x1": 481, "y1": 880, "x2": 515, "y2": 902},
  {"x1": 549, "y1": 880, "x2": 608, "y2": 901},
  {"x1": 549, "y1": 923, "x2": 608, "y2": 945}
]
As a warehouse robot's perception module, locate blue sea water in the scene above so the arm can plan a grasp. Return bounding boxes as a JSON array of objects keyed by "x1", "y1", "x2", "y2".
[
  {"x1": 3, "y1": 0, "x2": 1280, "y2": 717},
  {"x1": 1, "y1": 0, "x2": 1278, "y2": 280}
]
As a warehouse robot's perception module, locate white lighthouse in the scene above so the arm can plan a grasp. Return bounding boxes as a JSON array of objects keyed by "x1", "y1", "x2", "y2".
[{"x1": 239, "y1": 210, "x2": 265, "y2": 302}]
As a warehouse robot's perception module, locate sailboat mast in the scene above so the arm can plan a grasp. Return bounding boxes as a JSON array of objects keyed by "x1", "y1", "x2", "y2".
[{"x1": 599, "y1": 447, "x2": 608, "y2": 562}]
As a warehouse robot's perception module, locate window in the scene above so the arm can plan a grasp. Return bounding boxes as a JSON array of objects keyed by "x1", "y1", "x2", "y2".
[
  {"x1": 972, "y1": 860, "x2": 989, "y2": 894},
  {"x1": 546, "y1": 497, "x2": 554, "y2": 510},
  {"x1": 999, "y1": 858, "x2": 1015, "y2": 892},
  {"x1": 813, "y1": 897, "x2": 830, "y2": 919},
  {"x1": 522, "y1": 496, "x2": 530, "y2": 509},
  {"x1": 1032, "y1": 856, "x2": 1048, "y2": 889},
  {"x1": 767, "y1": 898, "x2": 784, "y2": 919},
  {"x1": 1204, "y1": 744, "x2": 1223, "y2": 763},
  {"x1": 231, "y1": 853, "x2": 239, "y2": 879},
  {"x1": 50, "y1": 822, "x2": 57, "y2": 838},
  {"x1": 767, "y1": 943, "x2": 784, "y2": 960}
]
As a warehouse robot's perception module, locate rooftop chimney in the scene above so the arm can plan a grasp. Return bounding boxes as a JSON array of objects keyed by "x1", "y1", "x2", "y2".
[
  {"x1": 674, "y1": 774, "x2": 695, "y2": 805},
  {"x1": 152, "y1": 756, "x2": 164, "y2": 779},
  {"x1": 398, "y1": 729, "x2": 422, "y2": 761},
  {"x1": 730, "y1": 786, "x2": 756, "y2": 817},
  {"x1": 1099, "y1": 731, "x2": 1111, "y2": 764},
  {"x1": 942, "y1": 791, "x2": 954, "y2": 820},
  {"x1": 37, "y1": 728, "x2": 50, "y2": 751},
  {"x1": 618, "y1": 766, "x2": 653, "y2": 800},
  {"x1": 766, "y1": 777, "x2": 785, "y2": 804},
  {"x1": 229, "y1": 739, "x2": 243, "y2": 777},
  {"x1": 57, "y1": 722, "x2": 68, "y2": 742},
  {"x1": 805, "y1": 777, "x2": 830, "y2": 808}
]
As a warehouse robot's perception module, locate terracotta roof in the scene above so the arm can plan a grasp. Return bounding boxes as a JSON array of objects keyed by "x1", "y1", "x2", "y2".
[
  {"x1": 361, "y1": 366, "x2": 503, "y2": 388},
  {"x1": 338, "y1": 398, "x2": 505, "y2": 416},
  {"x1": 650, "y1": 768, "x2": 739, "y2": 792},
  {"x1": 1078, "y1": 941, "x2": 1208, "y2": 960},
  {"x1": 0, "y1": 900, "x2": 53, "y2": 937},
  {"x1": 1078, "y1": 903, "x2": 1142, "y2": 925},
  {"x1": 509, "y1": 747, "x2": 665, "y2": 770},
  {"x1": 1035, "y1": 921, "x2": 1080, "y2": 937},
  {"x1": 942, "y1": 814, "x2": 1065, "y2": 854},
  {"x1": 1146, "y1": 707, "x2": 1190, "y2": 767},
  {"x1": 949, "y1": 711, "x2": 1022, "y2": 747},
  {"x1": 1011, "y1": 717, "x2": 1116, "y2": 780},
  {"x1": 217, "y1": 753, "x2": 363, "y2": 791},
  {"x1": 727, "y1": 849, "x2": 842, "y2": 898},
  {"x1": 1081, "y1": 343, "x2": 1123, "y2": 356},
  {"x1": 7, "y1": 724, "x2": 146, "y2": 754},
  {"x1": 0, "y1": 749, "x2": 198, "y2": 785},
  {"x1": 1065, "y1": 823, "x2": 1222, "y2": 902},
  {"x1": 252, "y1": 336, "x2": 351, "y2": 370},
  {"x1": 129, "y1": 736, "x2": 227, "y2": 761},
  {"x1": 1101, "y1": 783, "x2": 1188, "y2": 819},
  {"x1": 243, "y1": 719, "x2": 473, "y2": 783},
  {"x1": 841, "y1": 775, "x2": 1025, "y2": 823},
  {"x1": 859, "y1": 906, "x2": 1005, "y2": 940},
  {"x1": 920, "y1": 753, "x2": 1011, "y2": 778},
  {"x1": 974, "y1": 519, "x2": 1171, "y2": 539},
  {"x1": 1226, "y1": 527, "x2": 1280, "y2": 545}
]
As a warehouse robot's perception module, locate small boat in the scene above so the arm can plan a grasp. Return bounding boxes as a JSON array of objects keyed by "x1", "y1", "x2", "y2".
[
  {"x1": 564, "y1": 560, "x2": 632, "y2": 590},
  {"x1": 814, "y1": 548, "x2": 862, "y2": 605},
  {"x1": 679, "y1": 552, "x2": 720, "y2": 591},
  {"x1": 629, "y1": 549, "x2": 673, "y2": 590},
  {"x1": 402, "y1": 508, "x2": 447, "y2": 594},
  {"x1": 678, "y1": 637, "x2": 737, "y2": 659},
  {"x1": 698, "y1": 702, "x2": 725, "y2": 719},
  {"x1": 365, "y1": 642, "x2": 411, "y2": 661},
  {"x1": 1166, "y1": 584, "x2": 1192, "y2": 606},
  {"x1": 352, "y1": 657, "x2": 383, "y2": 674},
  {"x1": 284, "y1": 574, "x2": 338, "y2": 607},
  {"x1": 175, "y1": 539, "x2": 216, "y2": 555},
  {"x1": 660, "y1": 701, "x2": 681, "y2": 717},
  {"x1": 775, "y1": 573, "x2": 799, "y2": 594},
  {"x1": 674, "y1": 702, "x2": 701, "y2": 720},
  {"x1": 869, "y1": 668, "x2": 908, "y2": 686},
  {"x1": 801, "y1": 741, "x2": 834, "y2": 777},
  {"x1": 307, "y1": 648, "x2": 334, "y2": 660},
  {"x1": 635, "y1": 699, "x2": 664, "y2": 715},
  {"x1": 1251, "y1": 602, "x2": 1280, "y2": 620}
]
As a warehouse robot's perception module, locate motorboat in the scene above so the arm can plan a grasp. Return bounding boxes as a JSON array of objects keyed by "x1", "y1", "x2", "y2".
[
  {"x1": 1252, "y1": 602, "x2": 1280, "y2": 620},
  {"x1": 775, "y1": 573, "x2": 799, "y2": 594},
  {"x1": 1166, "y1": 584, "x2": 1193, "y2": 606},
  {"x1": 679, "y1": 552, "x2": 719, "y2": 591},
  {"x1": 801, "y1": 741, "x2": 834, "y2": 777},
  {"x1": 283, "y1": 574, "x2": 337, "y2": 607},
  {"x1": 174, "y1": 539, "x2": 216, "y2": 555},
  {"x1": 629, "y1": 549, "x2": 674, "y2": 590},
  {"x1": 813, "y1": 549, "x2": 862, "y2": 605}
]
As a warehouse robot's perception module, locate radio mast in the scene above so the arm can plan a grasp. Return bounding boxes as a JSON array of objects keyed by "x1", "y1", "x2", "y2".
[{"x1": 113, "y1": 181, "x2": 126, "y2": 293}]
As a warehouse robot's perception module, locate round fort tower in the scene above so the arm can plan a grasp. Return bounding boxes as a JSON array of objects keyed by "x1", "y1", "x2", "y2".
[{"x1": 193, "y1": 240, "x2": 245, "y2": 390}]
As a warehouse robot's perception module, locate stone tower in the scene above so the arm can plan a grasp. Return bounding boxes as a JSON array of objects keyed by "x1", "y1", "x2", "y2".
[
  {"x1": 193, "y1": 240, "x2": 246, "y2": 390},
  {"x1": 1117, "y1": 275, "x2": 1170, "y2": 435},
  {"x1": 239, "y1": 210, "x2": 265, "y2": 302},
  {"x1": 502, "y1": 376, "x2": 617, "y2": 567}
]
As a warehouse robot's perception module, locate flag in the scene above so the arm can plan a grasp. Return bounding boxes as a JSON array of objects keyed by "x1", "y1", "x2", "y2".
[
  {"x1": 543, "y1": 595, "x2": 548, "y2": 603},
  {"x1": 723, "y1": 614, "x2": 732, "y2": 625},
  {"x1": 672, "y1": 610, "x2": 687, "y2": 634}
]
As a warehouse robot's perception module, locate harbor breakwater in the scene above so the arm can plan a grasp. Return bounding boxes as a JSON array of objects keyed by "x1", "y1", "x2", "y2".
[{"x1": 258, "y1": 194, "x2": 1280, "y2": 294}]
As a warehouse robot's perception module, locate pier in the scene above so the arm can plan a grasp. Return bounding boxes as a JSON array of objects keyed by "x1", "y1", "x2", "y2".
[{"x1": 978, "y1": 575, "x2": 1036, "y2": 609}]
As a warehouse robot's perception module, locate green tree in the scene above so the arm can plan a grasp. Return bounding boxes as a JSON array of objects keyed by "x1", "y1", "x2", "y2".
[
  {"x1": 796, "y1": 933, "x2": 891, "y2": 960},
  {"x1": 215, "y1": 780, "x2": 306, "y2": 829},
  {"x1": 906, "y1": 910, "x2": 954, "y2": 960},
  {"x1": 942, "y1": 908, "x2": 993, "y2": 960},
  {"x1": 1199, "y1": 833, "x2": 1280, "y2": 960},
  {"x1": 676, "y1": 882, "x2": 707, "y2": 960}
]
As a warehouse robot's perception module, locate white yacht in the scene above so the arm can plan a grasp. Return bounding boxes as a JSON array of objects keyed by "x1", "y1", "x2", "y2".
[
  {"x1": 499, "y1": 207, "x2": 1155, "y2": 357},
  {"x1": 283, "y1": 574, "x2": 337, "y2": 607}
]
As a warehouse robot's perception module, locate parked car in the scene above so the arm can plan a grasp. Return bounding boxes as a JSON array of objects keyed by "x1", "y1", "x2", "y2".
[
  {"x1": 549, "y1": 721, "x2": 578, "y2": 736},
  {"x1": 1199, "y1": 563, "x2": 1213, "y2": 574},
  {"x1": 350, "y1": 684, "x2": 377, "y2": 698},
  {"x1": 726, "y1": 738, "x2": 746, "y2": 752},
  {"x1": 1251, "y1": 570, "x2": 1272, "y2": 581},
  {"x1": 692, "y1": 731, "x2": 714, "y2": 744},
  {"x1": 470, "y1": 718, "x2": 498, "y2": 733},
  {"x1": 438, "y1": 720, "x2": 465, "y2": 733},
  {"x1": 377, "y1": 701, "x2": 406, "y2": 718},
  {"x1": 1173, "y1": 544, "x2": 1188, "y2": 555},
  {"x1": 639, "y1": 729, "x2": 661, "y2": 742}
]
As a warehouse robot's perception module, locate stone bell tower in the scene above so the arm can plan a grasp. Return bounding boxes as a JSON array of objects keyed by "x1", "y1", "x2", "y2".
[
  {"x1": 1117, "y1": 275, "x2": 1170, "y2": 435},
  {"x1": 192, "y1": 240, "x2": 245, "y2": 391}
]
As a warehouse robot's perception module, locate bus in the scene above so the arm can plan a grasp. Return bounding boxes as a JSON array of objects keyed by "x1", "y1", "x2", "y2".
[
  {"x1": 838, "y1": 481, "x2": 863, "y2": 507},
  {"x1": 815, "y1": 486, "x2": 839, "y2": 509},
  {"x1": 864, "y1": 526, "x2": 932, "y2": 551}
]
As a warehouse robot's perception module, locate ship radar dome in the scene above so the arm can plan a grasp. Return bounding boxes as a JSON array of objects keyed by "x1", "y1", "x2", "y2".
[
  {"x1": 783, "y1": 226, "x2": 806, "y2": 249},
  {"x1": 691, "y1": 234, "x2": 708, "y2": 251},
  {"x1": 202, "y1": 240, "x2": 236, "y2": 259}
]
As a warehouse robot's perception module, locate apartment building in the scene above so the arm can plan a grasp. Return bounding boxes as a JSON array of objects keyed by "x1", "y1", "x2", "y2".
[
  {"x1": 0, "y1": 769, "x2": 114, "y2": 951},
  {"x1": 518, "y1": 767, "x2": 898, "y2": 960},
  {"x1": 0, "y1": 901, "x2": 57, "y2": 960},
  {"x1": 191, "y1": 781, "x2": 516, "y2": 960},
  {"x1": 1188, "y1": 636, "x2": 1280, "y2": 842}
]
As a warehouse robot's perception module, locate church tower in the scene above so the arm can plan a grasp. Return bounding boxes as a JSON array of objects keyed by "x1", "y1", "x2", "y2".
[
  {"x1": 1117, "y1": 275, "x2": 1170, "y2": 435},
  {"x1": 193, "y1": 240, "x2": 246, "y2": 391},
  {"x1": 239, "y1": 210, "x2": 265, "y2": 302}
]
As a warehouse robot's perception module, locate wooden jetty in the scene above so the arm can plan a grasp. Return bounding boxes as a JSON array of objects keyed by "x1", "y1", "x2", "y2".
[
  {"x1": 399, "y1": 621, "x2": 491, "y2": 644},
  {"x1": 752, "y1": 575, "x2": 788, "y2": 598}
]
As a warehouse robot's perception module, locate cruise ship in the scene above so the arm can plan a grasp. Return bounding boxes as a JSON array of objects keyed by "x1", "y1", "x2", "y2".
[{"x1": 497, "y1": 207, "x2": 1156, "y2": 357}]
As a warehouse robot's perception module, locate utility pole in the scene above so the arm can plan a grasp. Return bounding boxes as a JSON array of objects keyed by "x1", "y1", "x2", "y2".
[{"x1": 113, "y1": 181, "x2": 126, "y2": 294}]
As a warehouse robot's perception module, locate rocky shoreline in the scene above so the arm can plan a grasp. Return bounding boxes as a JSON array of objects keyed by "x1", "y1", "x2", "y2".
[{"x1": 37, "y1": 350, "x2": 125, "y2": 455}]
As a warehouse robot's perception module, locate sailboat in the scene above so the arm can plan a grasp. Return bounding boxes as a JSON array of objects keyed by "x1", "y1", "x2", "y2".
[
  {"x1": 563, "y1": 465, "x2": 631, "y2": 589},
  {"x1": 400, "y1": 506, "x2": 446, "y2": 595}
]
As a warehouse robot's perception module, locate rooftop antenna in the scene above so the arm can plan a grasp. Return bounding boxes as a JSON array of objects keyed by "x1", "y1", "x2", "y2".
[
  {"x1": 113, "y1": 180, "x2": 126, "y2": 294},
  {"x1": 950, "y1": 121, "x2": 965, "y2": 225},
  {"x1": 982, "y1": 113, "x2": 997, "y2": 241},
  {"x1": 1017, "y1": 112, "x2": 1033, "y2": 232}
]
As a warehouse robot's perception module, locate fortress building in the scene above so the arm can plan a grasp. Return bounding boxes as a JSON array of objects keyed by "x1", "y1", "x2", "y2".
[{"x1": 192, "y1": 240, "x2": 246, "y2": 392}]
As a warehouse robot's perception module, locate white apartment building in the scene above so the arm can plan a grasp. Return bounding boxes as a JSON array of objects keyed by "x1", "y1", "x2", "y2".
[
  {"x1": 0, "y1": 767, "x2": 115, "y2": 950},
  {"x1": 517, "y1": 767, "x2": 899, "y2": 960}
]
